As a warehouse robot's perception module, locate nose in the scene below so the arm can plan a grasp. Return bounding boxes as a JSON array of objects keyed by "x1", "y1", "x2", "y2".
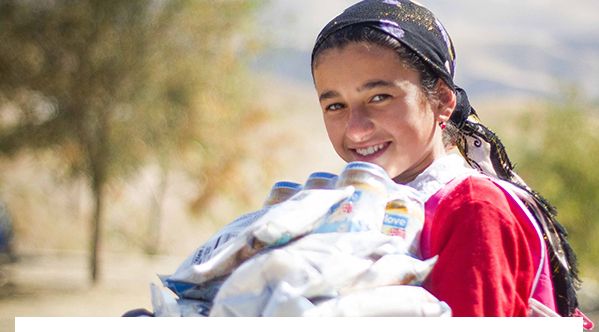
[{"x1": 346, "y1": 105, "x2": 375, "y2": 143}]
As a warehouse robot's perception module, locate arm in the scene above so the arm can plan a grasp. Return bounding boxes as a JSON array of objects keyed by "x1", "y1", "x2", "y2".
[{"x1": 422, "y1": 177, "x2": 538, "y2": 317}]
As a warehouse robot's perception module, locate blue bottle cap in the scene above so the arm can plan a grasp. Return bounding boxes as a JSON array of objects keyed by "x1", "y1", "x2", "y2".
[
  {"x1": 304, "y1": 172, "x2": 339, "y2": 189},
  {"x1": 271, "y1": 181, "x2": 303, "y2": 190},
  {"x1": 343, "y1": 162, "x2": 388, "y2": 178},
  {"x1": 307, "y1": 172, "x2": 338, "y2": 180}
]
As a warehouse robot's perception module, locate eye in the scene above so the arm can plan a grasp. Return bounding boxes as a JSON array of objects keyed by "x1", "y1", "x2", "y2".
[
  {"x1": 370, "y1": 94, "x2": 390, "y2": 102},
  {"x1": 325, "y1": 103, "x2": 345, "y2": 111}
]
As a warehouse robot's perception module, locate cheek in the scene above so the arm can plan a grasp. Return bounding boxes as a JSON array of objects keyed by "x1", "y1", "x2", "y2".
[
  {"x1": 323, "y1": 116, "x2": 347, "y2": 154},
  {"x1": 383, "y1": 116, "x2": 428, "y2": 150},
  {"x1": 392, "y1": 105, "x2": 435, "y2": 140}
]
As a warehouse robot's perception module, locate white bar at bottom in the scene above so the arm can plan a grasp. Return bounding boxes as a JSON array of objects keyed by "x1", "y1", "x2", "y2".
[{"x1": 15, "y1": 317, "x2": 583, "y2": 332}]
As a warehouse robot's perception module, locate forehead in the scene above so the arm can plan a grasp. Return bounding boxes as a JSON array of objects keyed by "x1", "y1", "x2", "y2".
[
  {"x1": 313, "y1": 43, "x2": 418, "y2": 90},
  {"x1": 313, "y1": 42, "x2": 402, "y2": 71}
]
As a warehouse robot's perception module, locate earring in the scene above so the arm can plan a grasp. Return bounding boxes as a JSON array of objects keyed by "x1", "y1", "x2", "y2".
[{"x1": 439, "y1": 122, "x2": 446, "y2": 130}]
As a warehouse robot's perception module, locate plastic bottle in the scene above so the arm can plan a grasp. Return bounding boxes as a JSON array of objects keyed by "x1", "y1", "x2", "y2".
[
  {"x1": 262, "y1": 181, "x2": 303, "y2": 208},
  {"x1": 314, "y1": 162, "x2": 389, "y2": 233},
  {"x1": 303, "y1": 172, "x2": 338, "y2": 190},
  {"x1": 383, "y1": 183, "x2": 425, "y2": 256}
]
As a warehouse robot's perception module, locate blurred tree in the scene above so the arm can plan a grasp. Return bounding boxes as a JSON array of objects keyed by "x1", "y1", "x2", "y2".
[
  {"x1": 0, "y1": 0, "x2": 265, "y2": 283},
  {"x1": 504, "y1": 92, "x2": 599, "y2": 277}
]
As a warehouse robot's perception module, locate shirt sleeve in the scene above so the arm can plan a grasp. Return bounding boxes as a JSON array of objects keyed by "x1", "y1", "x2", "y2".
[{"x1": 422, "y1": 176, "x2": 538, "y2": 317}]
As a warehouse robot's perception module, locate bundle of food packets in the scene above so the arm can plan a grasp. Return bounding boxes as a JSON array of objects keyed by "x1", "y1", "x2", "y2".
[{"x1": 152, "y1": 162, "x2": 451, "y2": 317}]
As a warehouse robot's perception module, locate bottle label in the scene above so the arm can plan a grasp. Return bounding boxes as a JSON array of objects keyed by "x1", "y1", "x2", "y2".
[{"x1": 382, "y1": 213, "x2": 409, "y2": 238}]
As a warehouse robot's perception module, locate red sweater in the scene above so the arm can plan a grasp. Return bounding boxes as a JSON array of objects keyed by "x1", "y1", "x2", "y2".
[{"x1": 421, "y1": 176, "x2": 539, "y2": 317}]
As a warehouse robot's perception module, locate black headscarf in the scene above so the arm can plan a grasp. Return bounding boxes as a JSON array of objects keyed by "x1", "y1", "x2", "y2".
[{"x1": 312, "y1": 0, "x2": 580, "y2": 317}]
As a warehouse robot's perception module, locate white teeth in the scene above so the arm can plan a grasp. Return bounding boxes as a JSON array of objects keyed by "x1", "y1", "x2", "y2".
[{"x1": 356, "y1": 143, "x2": 386, "y2": 156}]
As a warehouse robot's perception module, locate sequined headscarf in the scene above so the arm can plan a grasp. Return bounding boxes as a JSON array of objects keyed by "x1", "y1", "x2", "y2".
[{"x1": 311, "y1": 0, "x2": 580, "y2": 317}]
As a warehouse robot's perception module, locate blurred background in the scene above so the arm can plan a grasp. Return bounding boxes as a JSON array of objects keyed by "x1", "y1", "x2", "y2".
[{"x1": 0, "y1": 0, "x2": 598, "y2": 328}]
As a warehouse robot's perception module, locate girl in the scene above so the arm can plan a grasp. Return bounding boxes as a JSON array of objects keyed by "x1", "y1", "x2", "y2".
[{"x1": 311, "y1": 0, "x2": 583, "y2": 319}]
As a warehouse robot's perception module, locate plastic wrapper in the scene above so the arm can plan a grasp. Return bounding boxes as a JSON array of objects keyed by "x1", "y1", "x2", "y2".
[
  {"x1": 157, "y1": 162, "x2": 439, "y2": 317},
  {"x1": 150, "y1": 283, "x2": 181, "y2": 317},
  {"x1": 176, "y1": 298, "x2": 212, "y2": 317},
  {"x1": 167, "y1": 187, "x2": 353, "y2": 286},
  {"x1": 162, "y1": 274, "x2": 227, "y2": 301},
  {"x1": 164, "y1": 208, "x2": 270, "y2": 288},
  {"x1": 150, "y1": 283, "x2": 213, "y2": 317},
  {"x1": 210, "y1": 232, "x2": 436, "y2": 317},
  {"x1": 338, "y1": 255, "x2": 437, "y2": 294},
  {"x1": 303, "y1": 285, "x2": 451, "y2": 317},
  {"x1": 250, "y1": 187, "x2": 354, "y2": 248}
]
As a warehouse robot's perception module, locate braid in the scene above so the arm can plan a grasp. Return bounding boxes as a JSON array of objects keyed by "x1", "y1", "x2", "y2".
[{"x1": 454, "y1": 115, "x2": 581, "y2": 317}]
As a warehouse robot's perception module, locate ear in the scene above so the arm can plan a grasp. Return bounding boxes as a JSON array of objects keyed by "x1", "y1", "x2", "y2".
[{"x1": 434, "y1": 80, "x2": 456, "y2": 123}]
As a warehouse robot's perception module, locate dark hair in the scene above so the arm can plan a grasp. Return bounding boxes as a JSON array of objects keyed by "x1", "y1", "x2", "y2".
[{"x1": 311, "y1": 25, "x2": 440, "y2": 101}]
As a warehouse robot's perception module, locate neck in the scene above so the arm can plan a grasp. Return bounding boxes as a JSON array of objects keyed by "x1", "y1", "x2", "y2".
[{"x1": 393, "y1": 142, "x2": 447, "y2": 185}]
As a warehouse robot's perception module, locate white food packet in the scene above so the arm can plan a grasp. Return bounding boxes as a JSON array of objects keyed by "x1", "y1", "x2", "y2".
[
  {"x1": 303, "y1": 285, "x2": 451, "y2": 317},
  {"x1": 338, "y1": 255, "x2": 438, "y2": 294},
  {"x1": 176, "y1": 298, "x2": 212, "y2": 317},
  {"x1": 167, "y1": 188, "x2": 353, "y2": 286},
  {"x1": 210, "y1": 231, "x2": 423, "y2": 317},
  {"x1": 150, "y1": 283, "x2": 181, "y2": 317},
  {"x1": 162, "y1": 208, "x2": 271, "y2": 297}
]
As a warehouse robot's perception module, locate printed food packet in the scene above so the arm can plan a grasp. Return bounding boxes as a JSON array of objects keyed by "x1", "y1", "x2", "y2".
[
  {"x1": 164, "y1": 180, "x2": 304, "y2": 297},
  {"x1": 250, "y1": 187, "x2": 354, "y2": 249},
  {"x1": 167, "y1": 187, "x2": 353, "y2": 286},
  {"x1": 162, "y1": 208, "x2": 271, "y2": 296},
  {"x1": 163, "y1": 274, "x2": 227, "y2": 301},
  {"x1": 303, "y1": 285, "x2": 451, "y2": 317}
]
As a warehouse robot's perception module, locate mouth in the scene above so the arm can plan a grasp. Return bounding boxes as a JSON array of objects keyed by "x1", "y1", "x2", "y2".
[{"x1": 350, "y1": 142, "x2": 390, "y2": 160}]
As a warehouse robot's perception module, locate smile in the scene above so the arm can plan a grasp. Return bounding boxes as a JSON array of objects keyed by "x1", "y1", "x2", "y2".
[{"x1": 355, "y1": 143, "x2": 388, "y2": 156}]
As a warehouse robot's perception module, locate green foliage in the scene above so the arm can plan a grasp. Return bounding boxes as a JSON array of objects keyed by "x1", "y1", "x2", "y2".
[
  {"x1": 503, "y1": 95, "x2": 599, "y2": 277},
  {"x1": 0, "y1": 0, "x2": 267, "y2": 281},
  {"x1": 0, "y1": 0, "x2": 264, "y2": 180}
]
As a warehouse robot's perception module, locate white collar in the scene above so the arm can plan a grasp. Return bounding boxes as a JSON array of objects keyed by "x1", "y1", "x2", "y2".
[{"x1": 405, "y1": 154, "x2": 476, "y2": 201}]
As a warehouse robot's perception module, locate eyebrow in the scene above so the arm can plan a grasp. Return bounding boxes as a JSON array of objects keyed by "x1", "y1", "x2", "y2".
[
  {"x1": 359, "y1": 80, "x2": 394, "y2": 91},
  {"x1": 318, "y1": 80, "x2": 394, "y2": 102},
  {"x1": 319, "y1": 90, "x2": 340, "y2": 102}
]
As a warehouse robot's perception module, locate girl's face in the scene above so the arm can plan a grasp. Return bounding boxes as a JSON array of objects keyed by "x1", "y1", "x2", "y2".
[{"x1": 313, "y1": 42, "x2": 454, "y2": 183}]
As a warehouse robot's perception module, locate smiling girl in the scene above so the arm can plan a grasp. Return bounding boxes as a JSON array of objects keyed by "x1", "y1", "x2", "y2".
[{"x1": 311, "y1": 0, "x2": 583, "y2": 319}]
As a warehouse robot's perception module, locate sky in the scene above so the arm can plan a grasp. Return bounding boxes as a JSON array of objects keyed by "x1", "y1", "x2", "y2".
[
  {"x1": 259, "y1": 0, "x2": 599, "y2": 51},
  {"x1": 254, "y1": 0, "x2": 599, "y2": 100}
]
